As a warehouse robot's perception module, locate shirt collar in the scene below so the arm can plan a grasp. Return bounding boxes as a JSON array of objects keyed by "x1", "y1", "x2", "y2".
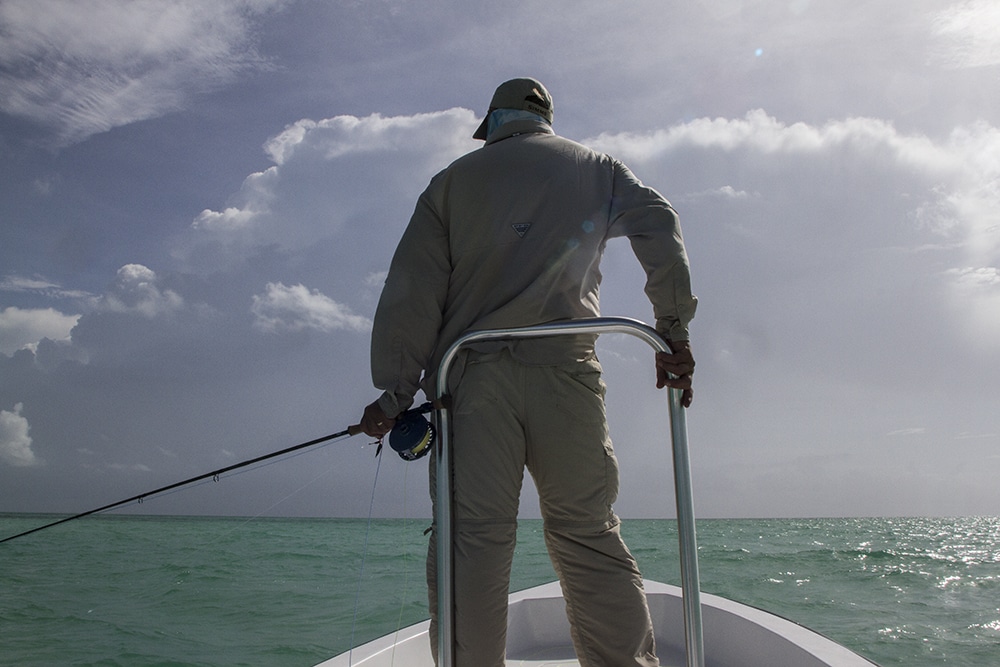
[{"x1": 484, "y1": 116, "x2": 554, "y2": 145}]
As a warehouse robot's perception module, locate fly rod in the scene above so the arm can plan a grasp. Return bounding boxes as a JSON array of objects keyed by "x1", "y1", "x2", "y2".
[
  {"x1": 1, "y1": 402, "x2": 435, "y2": 545},
  {"x1": 0, "y1": 424, "x2": 361, "y2": 544},
  {"x1": 0, "y1": 422, "x2": 365, "y2": 545}
]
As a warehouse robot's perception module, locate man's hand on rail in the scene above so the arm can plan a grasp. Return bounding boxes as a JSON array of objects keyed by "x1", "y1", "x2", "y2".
[{"x1": 655, "y1": 340, "x2": 695, "y2": 408}]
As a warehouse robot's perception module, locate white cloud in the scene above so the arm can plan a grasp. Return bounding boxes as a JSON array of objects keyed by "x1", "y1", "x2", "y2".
[
  {"x1": 0, "y1": 306, "x2": 79, "y2": 355},
  {"x1": 184, "y1": 109, "x2": 479, "y2": 265},
  {"x1": 931, "y1": 0, "x2": 1000, "y2": 69},
  {"x1": 947, "y1": 266, "x2": 1000, "y2": 288},
  {"x1": 0, "y1": 274, "x2": 92, "y2": 300},
  {"x1": 92, "y1": 264, "x2": 183, "y2": 318},
  {"x1": 0, "y1": 0, "x2": 282, "y2": 145},
  {"x1": 262, "y1": 111, "x2": 477, "y2": 165},
  {"x1": 943, "y1": 124, "x2": 1000, "y2": 257},
  {"x1": 588, "y1": 110, "x2": 951, "y2": 165},
  {"x1": 251, "y1": 282, "x2": 371, "y2": 333},
  {"x1": 588, "y1": 110, "x2": 1000, "y2": 347},
  {"x1": 364, "y1": 271, "x2": 389, "y2": 288},
  {"x1": 680, "y1": 185, "x2": 755, "y2": 203},
  {"x1": 1, "y1": 275, "x2": 61, "y2": 292},
  {"x1": 193, "y1": 192, "x2": 272, "y2": 232},
  {"x1": 191, "y1": 167, "x2": 278, "y2": 233},
  {"x1": 0, "y1": 403, "x2": 40, "y2": 467}
]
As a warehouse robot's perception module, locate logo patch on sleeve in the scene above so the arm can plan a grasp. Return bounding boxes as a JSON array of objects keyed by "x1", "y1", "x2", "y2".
[{"x1": 511, "y1": 223, "x2": 532, "y2": 238}]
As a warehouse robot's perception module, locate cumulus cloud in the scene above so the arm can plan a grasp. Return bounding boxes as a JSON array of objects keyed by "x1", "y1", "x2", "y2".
[
  {"x1": 251, "y1": 282, "x2": 371, "y2": 333},
  {"x1": 261, "y1": 112, "x2": 478, "y2": 166},
  {"x1": 185, "y1": 109, "x2": 479, "y2": 264},
  {"x1": 588, "y1": 110, "x2": 948, "y2": 164},
  {"x1": 0, "y1": 306, "x2": 79, "y2": 355},
  {"x1": 591, "y1": 111, "x2": 986, "y2": 251},
  {"x1": 192, "y1": 197, "x2": 270, "y2": 233},
  {"x1": 0, "y1": 403, "x2": 40, "y2": 467},
  {"x1": 588, "y1": 110, "x2": 1000, "y2": 344},
  {"x1": 0, "y1": 0, "x2": 282, "y2": 145},
  {"x1": 92, "y1": 264, "x2": 183, "y2": 318}
]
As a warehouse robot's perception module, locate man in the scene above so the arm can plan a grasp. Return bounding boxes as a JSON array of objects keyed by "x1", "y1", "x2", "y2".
[{"x1": 360, "y1": 77, "x2": 696, "y2": 667}]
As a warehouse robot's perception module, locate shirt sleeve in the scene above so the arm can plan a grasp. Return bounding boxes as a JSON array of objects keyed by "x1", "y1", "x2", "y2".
[
  {"x1": 370, "y1": 177, "x2": 451, "y2": 418},
  {"x1": 607, "y1": 160, "x2": 698, "y2": 342}
]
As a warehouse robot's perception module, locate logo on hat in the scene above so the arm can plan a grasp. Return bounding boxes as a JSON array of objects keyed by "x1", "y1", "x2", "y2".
[{"x1": 511, "y1": 223, "x2": 532, "y2": 238}]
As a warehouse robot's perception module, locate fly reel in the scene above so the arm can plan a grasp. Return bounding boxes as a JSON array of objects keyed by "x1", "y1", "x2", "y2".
[{"x1": 388, "y1": 404, "x2": 435, "y2": 461}]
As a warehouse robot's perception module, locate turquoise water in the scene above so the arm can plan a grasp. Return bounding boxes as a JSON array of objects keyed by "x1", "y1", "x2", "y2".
[{"x1": 2, "y1": 514, "x2": 998, "y2": 666}]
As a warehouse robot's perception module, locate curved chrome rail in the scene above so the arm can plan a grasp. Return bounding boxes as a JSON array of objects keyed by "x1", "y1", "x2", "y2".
[{"x1": 432, "y1": 316, "x2": 704, "y2": 667}]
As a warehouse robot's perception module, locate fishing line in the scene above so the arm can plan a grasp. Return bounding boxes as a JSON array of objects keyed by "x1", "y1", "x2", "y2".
[
  {"x1": 349, "y1": 441, "x2": 385, "y2": 665},
  {"x1": 214, "y1": 447, "x2": 357, "y2": 534},
  {"x1": 389, "y1": 451, "x2": 415, "y2": 666},
  {"x1": 152, "y1": 432, "x2": 374, "y2": 508}
]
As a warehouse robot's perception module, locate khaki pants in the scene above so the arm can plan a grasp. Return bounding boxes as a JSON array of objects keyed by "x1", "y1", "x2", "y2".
[{"x1": 427, "y1": 349, "x2": 658, "y2": 667}]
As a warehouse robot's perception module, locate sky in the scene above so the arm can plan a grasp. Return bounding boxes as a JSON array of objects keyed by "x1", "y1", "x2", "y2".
[{"x1": 1, "y1": 0, "x2": 998, "y2": 523}]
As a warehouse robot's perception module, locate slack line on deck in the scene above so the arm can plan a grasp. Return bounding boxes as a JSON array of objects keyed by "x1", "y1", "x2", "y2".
[{"x1": 0, "y1": 403, "x2": 434, "y2": 545}]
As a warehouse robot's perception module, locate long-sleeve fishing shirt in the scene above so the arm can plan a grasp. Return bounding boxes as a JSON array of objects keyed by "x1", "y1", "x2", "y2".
[{"x1": 371, "y1": 119, "x2": 697, "y2": 418}]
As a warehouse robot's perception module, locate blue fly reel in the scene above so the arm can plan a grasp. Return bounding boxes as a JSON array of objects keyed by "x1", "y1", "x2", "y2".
[{"x1": 388, "y1": 406, "x2": 435, "y2": 461}]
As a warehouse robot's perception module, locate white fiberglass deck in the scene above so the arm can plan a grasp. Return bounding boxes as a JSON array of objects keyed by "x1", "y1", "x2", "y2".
[
  {"x1": 316, "y1": 579, "x2": 877, "y2": 667},
  {"x1": 320, "y1": 319, "x2": 877, "y2": 667}
]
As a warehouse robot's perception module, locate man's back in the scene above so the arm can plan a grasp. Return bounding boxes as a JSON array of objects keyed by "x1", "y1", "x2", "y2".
[
  {"x1": 424, "y1": 122, "x2": 616, "y2": 360},
  {"x1": 372, "y1": 116, "x2": 694, "y2": 413}
]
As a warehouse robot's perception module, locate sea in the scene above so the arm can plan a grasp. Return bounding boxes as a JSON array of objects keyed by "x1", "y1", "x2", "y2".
[{"x1": 1, "y1": 514, "x2": 997, "y2": 666}]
